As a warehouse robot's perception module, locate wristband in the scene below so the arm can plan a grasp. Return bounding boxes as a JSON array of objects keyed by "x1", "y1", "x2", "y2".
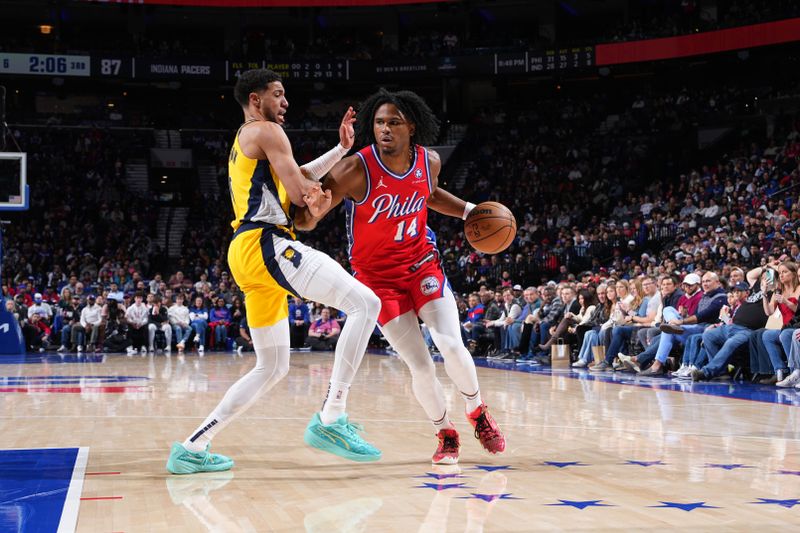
[{"x1": 462, "y1": 202, "x2": 476, "y2": 220}]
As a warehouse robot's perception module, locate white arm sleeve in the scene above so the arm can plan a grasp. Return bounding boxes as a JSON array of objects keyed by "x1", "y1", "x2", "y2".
[{"x1": 300, "y1": 144, "x2": 349, "y2": 181}]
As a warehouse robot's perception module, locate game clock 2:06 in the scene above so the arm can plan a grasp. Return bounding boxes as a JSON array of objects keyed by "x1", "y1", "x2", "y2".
[{"x1": 27, "y1": 56, "x2": 85, "y2": 74}]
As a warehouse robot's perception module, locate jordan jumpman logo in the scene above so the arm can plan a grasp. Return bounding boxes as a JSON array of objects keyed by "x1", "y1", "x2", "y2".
[{"x1": 376, "y1": 176, "x2": 388, "y2": 189}]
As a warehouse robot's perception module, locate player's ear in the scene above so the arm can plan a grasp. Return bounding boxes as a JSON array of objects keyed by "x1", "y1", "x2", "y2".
[
  {"x1": 249, "y1": 92, "x2": 261, "y2": 106},
  {"x1": 409, "y1": 124, "x2": 416, "y2": 137}
]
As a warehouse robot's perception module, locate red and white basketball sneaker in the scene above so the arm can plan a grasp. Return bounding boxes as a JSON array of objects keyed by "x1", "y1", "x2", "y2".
[
  {"x1": 432, "y1": 428, "x2": 460, "y2": 465},
  {"x1": 466, "y1": 404, "x2": 505, "y2": 454}
]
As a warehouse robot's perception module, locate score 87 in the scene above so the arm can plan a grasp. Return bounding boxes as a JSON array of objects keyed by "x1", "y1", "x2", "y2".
[{"x1": 100, "y1": 59, "x2": 122, "y2": 76}]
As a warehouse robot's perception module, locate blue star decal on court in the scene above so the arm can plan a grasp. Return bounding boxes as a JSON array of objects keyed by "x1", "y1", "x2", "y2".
[
  {"x1": 776, "y1": 470, "x2": 800, "y2": 476},
  {"x1": 749, "y1": 498, "x2": 800, "y2": 508},
  {"x1": 458, "y1": 493, "x2": 522, "y2": 502},
  {"x1": 649, "y1": 501, "x2": 720, "y2": 512},
  {"x1": 471, "y1": 465, "x2": 514, "y2": 472},
  {"x1": 415, "y1": 472, "x2": 465, "y2": 480},
  {"x1": 624, "y1": 460, "x2": 666, "y2": 467},
  {"x1": 545, "y1": 499, "x2": 613, "y2": 509},
  {"x1": 542, "y1": 461, "x2": 588, "y2": 468},
  {"x1": 414, "y1": 482, "x2": 470, "y2": 491},
  {"x1": 704, "y1": 463, "x2": 753, "y2": 470}
]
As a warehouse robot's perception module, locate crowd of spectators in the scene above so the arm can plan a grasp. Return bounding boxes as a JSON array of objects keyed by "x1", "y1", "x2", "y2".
[{"x1": 3, "y1": 62, "x2": 800, "y2": 391}]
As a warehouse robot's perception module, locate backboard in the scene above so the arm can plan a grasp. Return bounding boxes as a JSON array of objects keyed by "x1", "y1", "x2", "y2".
[{"x1": 0, "y1": 152, "x2": 29, "y2": 211}]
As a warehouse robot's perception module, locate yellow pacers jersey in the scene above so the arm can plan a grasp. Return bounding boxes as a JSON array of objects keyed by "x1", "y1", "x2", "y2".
[
  {"x1": 227, "y1": 123, "x2": 297, "y2": 328},
  {"x1": 228, "y1": 125, "x2": 295, "y2": 237}
]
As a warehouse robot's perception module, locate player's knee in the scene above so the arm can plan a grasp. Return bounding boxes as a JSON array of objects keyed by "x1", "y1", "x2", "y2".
[
  {"x1": 437, "y1": 337, "x2": 466, "y2": 359},
  {"x1": 352, "y1": 285, "x2": 381, "y2": 318},
  {"x1": 407, "y1": 355, "x2": 436, "y2": 380},
  {"x1": 364, "y1": 289, "x2": 381, "y2": 318}
]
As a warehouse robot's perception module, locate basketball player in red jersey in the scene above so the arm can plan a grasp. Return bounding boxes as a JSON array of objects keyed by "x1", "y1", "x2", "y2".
[{"x1": 295, "y1": 89, "x2": 505, "y2": 464}]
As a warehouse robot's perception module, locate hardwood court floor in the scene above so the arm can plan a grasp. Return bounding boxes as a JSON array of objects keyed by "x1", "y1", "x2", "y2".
[{"x1": 3, "y1": 351, "x2": 800, "y2": 531}]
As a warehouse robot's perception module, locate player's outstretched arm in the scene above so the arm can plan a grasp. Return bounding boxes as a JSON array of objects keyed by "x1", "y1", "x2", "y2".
[
  {"x1": 256, "y1": 121, "x2": 321, "y2": 207},
  {"x1": 426, "y1": 149, "x2": 476, "y2": 220},
  {"x1": 294, "y1": 156, "x2": 365, "y2": 231}
]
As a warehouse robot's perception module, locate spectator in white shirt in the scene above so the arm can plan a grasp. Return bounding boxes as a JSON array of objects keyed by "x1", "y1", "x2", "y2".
[
  {"x1": 490, "y1": 288, "x2": 522, "y2": 352},
  {"x1": 169, "y1": 293, "x2": 192, "y2": 353},
  {"x1": 125, "y1": 292, "x2": 149, "y2": 354},
  {"x1": 28, "y1": 293, "x2": 53, "y2": 325},
  {"x1": 75, "y1": 294, "x2": 103, "y2": 352}
]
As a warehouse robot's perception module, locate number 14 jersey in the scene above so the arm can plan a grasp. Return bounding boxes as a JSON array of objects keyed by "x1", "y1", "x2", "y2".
[{"x1": 345, "y1": 144, "x2": 435, "y2": 278}]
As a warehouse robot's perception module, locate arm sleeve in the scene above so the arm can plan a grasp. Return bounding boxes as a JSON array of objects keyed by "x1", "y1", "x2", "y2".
[{"x1": 299, "y1": 144, "x2": 349, "y2": 180}]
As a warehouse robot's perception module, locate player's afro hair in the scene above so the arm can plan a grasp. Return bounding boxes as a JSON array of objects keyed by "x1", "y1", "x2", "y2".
[
  {"x1": 354, "y1": 88, "x2": 441, "y2": 148},
  {"x1": 233, "y1": 69, "x2": 283, "y2": 107}
]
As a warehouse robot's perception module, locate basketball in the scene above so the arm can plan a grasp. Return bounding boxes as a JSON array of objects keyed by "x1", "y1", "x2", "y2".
[{"x1": 464, "y1": 201, "x2": 517, "y2": 254}]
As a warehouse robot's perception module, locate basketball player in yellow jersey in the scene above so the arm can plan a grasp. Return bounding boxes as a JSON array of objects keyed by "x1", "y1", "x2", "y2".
[{"x1": 167, "y1": 69, "x2": 382, "y2": 474}]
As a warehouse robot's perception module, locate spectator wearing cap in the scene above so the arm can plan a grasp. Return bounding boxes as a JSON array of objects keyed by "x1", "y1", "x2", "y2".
[
  {"x1": 75, "y1": 294, "x2": 103, "y2": 352},
  {"x1": 27, "y1": 293, "x2": 53, "y2": 326},
  {"x1": 634, "y1": 272, "x2": 727, "y2": 376},
  {"x1": 691, "y1": 266, "x2": 773, "y2": 381},
  {"x1": 512, "y1": 284, "x2": 524, "y2": 306}
]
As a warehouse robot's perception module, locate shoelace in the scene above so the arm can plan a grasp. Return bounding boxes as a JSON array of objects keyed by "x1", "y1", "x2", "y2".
[
  {"x1": 473, "y1": 412, "x2": 498, "y2": 442},
  {"x1": 440, "y1": 434, "x2": 459, "y2": 453}
]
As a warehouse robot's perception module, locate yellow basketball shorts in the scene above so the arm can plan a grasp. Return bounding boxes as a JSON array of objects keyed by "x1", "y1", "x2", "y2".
[{"x1": 228, "y1": 227, "x2": 322, "y2": 328}]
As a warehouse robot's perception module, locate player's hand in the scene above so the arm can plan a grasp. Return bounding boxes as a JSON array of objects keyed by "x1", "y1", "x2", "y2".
[
  {"x1": 303, "y1": 187, "x2": 332, "y2": 217},
  {"x1": 338, "y1": 106, "x2": 356, "y2": 150}
]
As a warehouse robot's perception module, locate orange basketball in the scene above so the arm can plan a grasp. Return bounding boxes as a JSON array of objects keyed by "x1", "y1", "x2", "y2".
[{"x1": 464, "y1": 201, "x2": 517, "y2": 254}]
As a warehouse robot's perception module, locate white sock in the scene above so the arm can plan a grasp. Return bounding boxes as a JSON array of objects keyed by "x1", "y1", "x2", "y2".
[
  {"x1": 432, "y1": 411, "x2": 453, "y2": 432},
  {"x1": 320, "y1": 381, "x2": 350, "y2": 425},
  {"x1": 183, "y1": 433, "x2": 210, "y2": 453},
  {"x1": 462, "y1": 389, "x2": 482, "y2": 413}
]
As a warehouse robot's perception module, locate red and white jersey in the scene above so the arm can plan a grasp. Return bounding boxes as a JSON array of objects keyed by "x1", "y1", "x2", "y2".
[{"x1": 345, "y1": 144, "x2": 435, "y2": 278}]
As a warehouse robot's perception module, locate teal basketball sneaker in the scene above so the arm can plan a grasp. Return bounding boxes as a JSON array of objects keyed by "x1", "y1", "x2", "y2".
[
  {"x1": 304, "y1": 413, "x2": 382, "y2": 462},
  {"x1": 166, "y1": 442, "x2": 235, "y2": 474}
]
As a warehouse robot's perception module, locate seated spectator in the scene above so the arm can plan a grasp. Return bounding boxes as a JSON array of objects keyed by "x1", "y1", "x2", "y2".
[
  {"x1": 235, "y1": 314, "x2": 254, "y2": 355},
  {"x1": 489, "y1": 288, "x2": 522, "y2": 354},
  {"x1": 147, "y1": 295, "x2": 172, "y2": 354},
  {"x1": 573, "y1": 284, "x2": 611, "y2": 367},
  {"x1": 209, "y1": 297, "x2": 231, "y2": 350},
  {"x1": 538, "y1": 286, "x2": 586, "y2": 351},
  {"x1": 758, "y1": 261, "x2": 799, "y2": 384},
  {"x1": 592, "y1": 277, "x2": 659, "y2": 371},
  {"x1": 125, "y1": 292, "x2": 149, "y2": 355},
  {"x1": 540, "y1": 288, "x2": 597, "y2": 351},
  {"x1": 691, "y1": 266, "x2": 773, "y2": 381},
  {"x1": 307, "y1": 307, "x2": 341, "y2": 351},
  {"x1": 56, "y1": 295, "x2": 79, "y2": 352},
  {"x1": 22, "y1": 312, "x2": 51, "y2": 352},
  {"x1": 462, "y1": 292, "x2": 486, "y2": 342},
  {"x1": 289, "y1": 296, "x2": 310, "y2": 349},
  {"x1": 169, "y1": 293, "x2": 192, "y2": 353},
  {"x1": 634, "y1": 272, "x2": 727, "y2": 375},
  {"x1": 189, "y1": 296, "x2": 209, "y2": 355},
  {"x1": 27, "y1": 292, "x2": 53, "y2": 326},
  {"x1": 74, "y1": 294, "x2": 103, "y2": 352}
]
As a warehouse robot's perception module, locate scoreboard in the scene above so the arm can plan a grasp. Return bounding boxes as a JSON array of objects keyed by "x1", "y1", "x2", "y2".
[{"x1": 1, "y1": 50, "x2": 595, "y2": 82}]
